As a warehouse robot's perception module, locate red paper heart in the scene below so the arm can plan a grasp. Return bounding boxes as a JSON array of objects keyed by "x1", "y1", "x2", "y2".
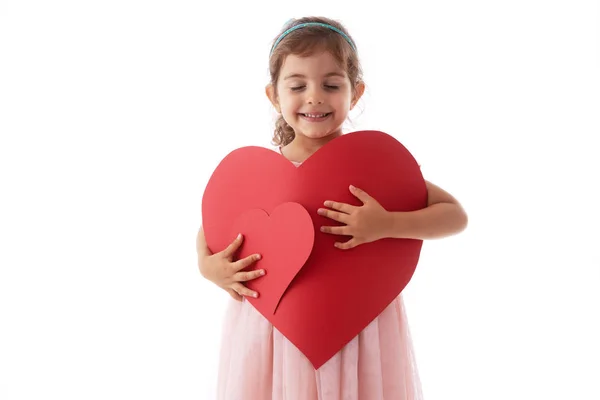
[
  {"x1": 202, "y1": 130, "x2": 427, "y2": 369},
  {"x1": 230, "y1": 203, "x2": 314, "y2": 314}
]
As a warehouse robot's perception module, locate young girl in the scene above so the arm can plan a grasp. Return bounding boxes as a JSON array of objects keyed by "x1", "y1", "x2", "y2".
[{"x1": 197, "y1": 16, "x2": 468, "y2": 400}]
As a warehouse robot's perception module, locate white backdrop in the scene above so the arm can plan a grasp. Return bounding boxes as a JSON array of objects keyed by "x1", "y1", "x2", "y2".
[{"x1": 1, "y1": 0, "x2": 599, "y2": 399}]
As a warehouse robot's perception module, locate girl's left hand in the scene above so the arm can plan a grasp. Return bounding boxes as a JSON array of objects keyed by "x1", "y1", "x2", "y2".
[{"x1": 318, "y1": 185, "x2": 391, "y2": 250}]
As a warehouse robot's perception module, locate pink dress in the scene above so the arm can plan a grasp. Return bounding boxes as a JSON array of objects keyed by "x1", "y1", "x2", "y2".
[{"x1": 216, "y1": 160, "x2": 424, "y2": 400}]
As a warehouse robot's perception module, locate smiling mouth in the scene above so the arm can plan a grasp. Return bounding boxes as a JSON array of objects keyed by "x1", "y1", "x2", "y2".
[{"x1": 299, "y1": 112, "x2": 332, "y2": 121}]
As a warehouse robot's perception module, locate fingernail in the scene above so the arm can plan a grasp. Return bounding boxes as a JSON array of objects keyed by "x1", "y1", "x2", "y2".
[
  {"x1": 317, "y1": 209, "x2": 324, "y2": 215},
  {"x1": 256, "y1": 254, "x2": 261, "y2": 260},
  {"x1": 260, "y1": 270, "x2": 266, "y2": 276},
  {"x1": 350, "y1": 185, "x2": 355, "y2": 190},
  {"x1": 253, "y1": 293, "x2": 258, "y2": 298},
  {"x1": 237, "y1": 233, "x2": 242, "y2": 239}
]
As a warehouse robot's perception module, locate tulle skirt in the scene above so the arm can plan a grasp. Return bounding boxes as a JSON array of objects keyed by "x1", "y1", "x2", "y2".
[{"x1": 216, "y1": 294, "x2": 423, "y2": 400}]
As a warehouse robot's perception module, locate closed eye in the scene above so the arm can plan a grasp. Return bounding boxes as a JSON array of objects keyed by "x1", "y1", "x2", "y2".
[{"x1": 290, "y1": 85, "x2": 340, "y2": 92}]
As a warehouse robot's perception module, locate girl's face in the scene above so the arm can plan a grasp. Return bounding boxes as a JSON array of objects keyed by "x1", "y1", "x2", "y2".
[{"x1": 267, "y1": 51, "x2": 364, "y2": 143}]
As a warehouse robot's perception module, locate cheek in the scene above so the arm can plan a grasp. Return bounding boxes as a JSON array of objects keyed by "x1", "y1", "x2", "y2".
[
  {"x1": 334, "y1": 95, "x2": 352, "y2": 110},
  {"x1": 281, "y1": 97, "x2": 301, "y2": 113},
  {"x1": 335, "y1": 89, "x2": 352, "y2": 105}
]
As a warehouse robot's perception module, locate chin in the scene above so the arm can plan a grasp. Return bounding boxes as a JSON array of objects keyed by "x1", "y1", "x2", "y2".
[
  {"x1": 304, "y1": 131, "x2": 334, "y2": 138},
  {"x1": 293, "y1": 124, "x2": 344, "y2": 140},
  {"x1": 299, "y1": 130, "x2": 340, "y2": 140}
]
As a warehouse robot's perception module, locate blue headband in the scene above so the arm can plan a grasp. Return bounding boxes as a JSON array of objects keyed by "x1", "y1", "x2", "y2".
[{"x1": 270, "y1": 22, "x2": 356, "y2": 56}]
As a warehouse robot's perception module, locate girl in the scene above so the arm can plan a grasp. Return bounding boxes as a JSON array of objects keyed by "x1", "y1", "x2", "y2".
[{"x1": 197, "y1": 16, "x2": 468, "y2": 400}]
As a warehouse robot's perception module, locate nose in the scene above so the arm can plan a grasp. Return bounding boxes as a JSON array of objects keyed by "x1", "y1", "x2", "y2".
[{"x1": 306, "y1": 87, "x2": 324, "y2": 105}]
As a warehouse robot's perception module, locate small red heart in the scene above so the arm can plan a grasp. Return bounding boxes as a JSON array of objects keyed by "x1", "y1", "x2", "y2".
[{"x1": 230, "y1": 202, "x2": 314, "y2": 314}]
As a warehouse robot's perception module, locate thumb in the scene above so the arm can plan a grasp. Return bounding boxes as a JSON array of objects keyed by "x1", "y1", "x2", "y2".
[
  {"x1": 349, "y1": 185, "x2": 372, "y2": 204},
  {"x1": 222, "y1": 233, "x2": 243, "y2": 258}
]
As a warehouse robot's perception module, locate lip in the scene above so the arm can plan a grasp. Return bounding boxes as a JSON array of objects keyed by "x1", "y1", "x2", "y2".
[{"x1": 299, "y1": 112, "x2": 332, "y2": 122}]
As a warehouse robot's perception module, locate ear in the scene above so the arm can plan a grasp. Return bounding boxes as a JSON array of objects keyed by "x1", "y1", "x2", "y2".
[
  {"x1": 350, "y1": 80, "x2": 366, "y2": 110},
  {"x1": 265, "y1": 84, "x2": 281, "y2": 113}
]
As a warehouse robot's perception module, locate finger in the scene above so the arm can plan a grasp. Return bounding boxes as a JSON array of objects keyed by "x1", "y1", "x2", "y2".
[
  {"x1": 317, "y1": 208, "x2": 350, "y2": 223},
  {"x1": 227, "y1": 288, "x2": 243, "y2": 302},
  {"x1": 221, "y1": 233, "x2": 244, "y2": 258},
  {"x1": 323, "y1": 200, "x2": 355, "y2": 214},
  {"x1": 320, "y1": 225, "x2": 350, "y2": 235},
  {"x1": 233, "y1": 268, "x2": 266, "y2": 282},
  {"x1": 232, "y1": 282, "x2": 259, "y2": 298},
  {"x1": 233, "y1": 253, "x2": 262, "y2": 271},
  {"x1": 349, "y1": 185, "x2": 372, "y2": 204},
  {"x1": 335, "y1": 238, "x2": 359, "y2": 250}
]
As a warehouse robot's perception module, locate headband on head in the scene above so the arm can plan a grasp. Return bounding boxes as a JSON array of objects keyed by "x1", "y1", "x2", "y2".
[{"x1": 270, "y1": 22, "x2": 356, "y2": 56}]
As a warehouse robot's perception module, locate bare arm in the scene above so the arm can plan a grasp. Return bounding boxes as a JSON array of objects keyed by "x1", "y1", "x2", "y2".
[
  {"x1": 386, "y1": 180, "x2": 468, "y2": 240},
  {"x1": 196, "y1": 226, "x2": 211, "y2": 276}
]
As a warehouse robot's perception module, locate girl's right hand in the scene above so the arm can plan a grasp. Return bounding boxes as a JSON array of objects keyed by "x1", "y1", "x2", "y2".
[{"x1": 199, "y1": 233, "x2": 265, "y2": 301}]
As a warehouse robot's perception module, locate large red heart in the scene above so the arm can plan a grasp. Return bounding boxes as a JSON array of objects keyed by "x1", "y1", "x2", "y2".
[
  {"x1": 230, "y1": 202, "x2": 314, "y2": 314},
  {"x1": 202, "y1": 130, "x2": 427, "y2": 369}
]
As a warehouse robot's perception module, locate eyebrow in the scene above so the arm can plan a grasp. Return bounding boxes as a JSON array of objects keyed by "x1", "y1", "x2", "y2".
[{"x1": 283, "y1": 72, "x2": 346, "y2": 80}]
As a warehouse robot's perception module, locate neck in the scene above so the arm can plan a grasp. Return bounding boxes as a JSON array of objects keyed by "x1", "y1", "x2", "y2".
[{"x1": 285, "y1": 131, "x2": 342, "y2": 162}]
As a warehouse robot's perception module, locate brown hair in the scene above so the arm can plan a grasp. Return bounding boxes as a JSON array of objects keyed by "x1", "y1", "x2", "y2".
[{"x1": 268, "y1": 17, "x2": 364, "y2": 147}]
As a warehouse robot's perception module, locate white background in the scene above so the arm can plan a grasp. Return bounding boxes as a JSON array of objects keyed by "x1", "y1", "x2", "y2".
[{"x1": 1, "y1": 0, "x2": 599, "y2": 399}]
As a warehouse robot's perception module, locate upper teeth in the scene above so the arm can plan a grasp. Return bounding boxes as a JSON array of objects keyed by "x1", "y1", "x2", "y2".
[{"x1": 305, "y1": 113, "x2": 327, "y2": 118}]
